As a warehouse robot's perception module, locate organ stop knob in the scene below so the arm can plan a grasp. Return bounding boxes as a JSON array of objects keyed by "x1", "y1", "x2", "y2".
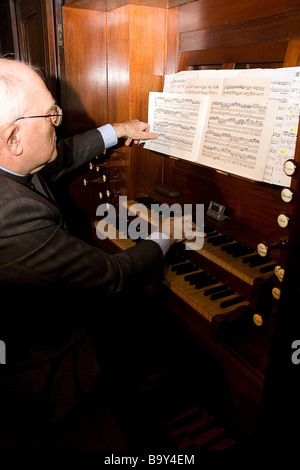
[
  {"x1": 281, "y1": 187, "x2": 293, "y2": 203},
  {"x1": 257, "y1": 239, "x2": 288, "y2": 257},
  {"x1": 277, "y1": 212, "x2": 289, "y2": 228},
  {"x1": 257, "y1": 242, "x2": 268, "y2": 257},
  {"x1": 253, "y1": 313, "x2": 263, "y2": 327},
  {"x1": 83, "y1": 175, "x2": 106, "y2": 186},
  {"x1": 283, "y1": 159, "x2": 297, "y2": 176},
  {"x1": 274, "y1": 265, "x2": 285, "y2": 282}
]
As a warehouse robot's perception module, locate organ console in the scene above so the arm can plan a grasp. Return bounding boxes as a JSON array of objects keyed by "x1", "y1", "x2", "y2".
[{"x1": 61, "y1": 0, "x2": 300, "y2": 448}]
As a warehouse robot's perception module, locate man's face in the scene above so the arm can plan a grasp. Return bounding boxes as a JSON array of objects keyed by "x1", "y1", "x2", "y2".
[{"x1": 19, "y1": 74, "x2": 58, "y2": 174}]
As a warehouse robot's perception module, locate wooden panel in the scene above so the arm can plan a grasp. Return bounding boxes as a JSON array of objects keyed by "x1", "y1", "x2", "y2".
[
  {"x1": 16, "y1": 0, "x2": 45, "y2": 65},
  {"x1": 178, "y1": 42, "x2": 289, "y2": 71},
  {"x1": 62, "y1": 7, "x2": 107, "y2": 134},
  {"x1": 179, "y1": 12, "x2": 300, "y2": 55},
  {"x1": 10, "y1": 0, "x2": 60, "y2": 102},
  {"x1": 165, "y1": 6, "x2": 178, "y2": 75},
  {"x1": 163, "y1": 158, "x2": 290, "y2": 259},
  {"x1": 106, "y1": 5, "x2": 165, "y2": 123},
  {"x1": 64, "y1": 0, "x2": 199, "y2": 11},
  {"x1": 106, "y1": 4, "x2": 167, "y2": 198},
  {"x1": 107, "y1": 6, "x2": 130, "y2": 123},
  {"x1": 177, "y1": 0, "x2": 300, "y2": 33},
  {"x1": 128, "y1": 5, "x2": 167, "y2": 196}
]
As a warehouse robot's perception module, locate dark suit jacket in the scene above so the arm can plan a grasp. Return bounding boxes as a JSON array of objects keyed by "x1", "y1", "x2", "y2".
[{"x1": 0, "y1": 129, "x2": 163, "y2": 429}]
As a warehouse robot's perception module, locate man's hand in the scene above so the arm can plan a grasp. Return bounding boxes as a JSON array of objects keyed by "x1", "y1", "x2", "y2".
[
  {"x1": 112, "y1": 120, "x2": 158, "y2": 146},
  {"x1": 160, "y1": 214, "x2": 206, "y2": 247}
]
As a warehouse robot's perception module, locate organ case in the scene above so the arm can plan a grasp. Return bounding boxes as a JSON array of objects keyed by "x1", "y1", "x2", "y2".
[{"x1": 61, "y1": 0, "x2": 300, "y2": 445}]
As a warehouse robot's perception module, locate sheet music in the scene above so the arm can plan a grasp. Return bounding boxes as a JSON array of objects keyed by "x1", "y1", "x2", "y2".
[
  {"x1": 163, "y1": 69, "x2": 241, "y2": 93},
  {"x1": 265, "y1": 68, "x2": 299, "y2": 186},
  {"x1": 144, "y1": 92, "x2": 278, "y2": 181},
  {"x1": 222, "y1": 77, "x2": 271, "y2": 99},
  {"x1": 198, "y1": 97, "x2": 278, "y2": 181},
  {"x1": 226, "y1": 68, "x2": 300, "y2": 185},
  {"x1": 164, "y1": 76, "x2": 223, "y2": 96},
  {"x1": 148, "y1": 68, "x2": 300, "y2": 186},
  {"x1": 144, "y1": 92, "x2": 209, "y2": 162}
]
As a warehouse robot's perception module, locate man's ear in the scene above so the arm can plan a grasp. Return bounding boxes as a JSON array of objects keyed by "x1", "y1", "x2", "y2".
[{"x1": 1, "y1": 125, "x2": 23, "y2": 156}]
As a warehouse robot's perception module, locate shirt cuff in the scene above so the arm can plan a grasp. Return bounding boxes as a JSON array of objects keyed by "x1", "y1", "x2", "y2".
[
  {"x1": 97, "y1": 124, "x2": 118, "y2": 149},
  {"x1": 146, "y1": 232, "x2": 170, "y2": 257}
]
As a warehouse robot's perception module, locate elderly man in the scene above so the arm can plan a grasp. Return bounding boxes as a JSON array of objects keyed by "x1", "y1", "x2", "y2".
[{"x1": 0, "y1": 58, "x2": 201, "y2": 449}]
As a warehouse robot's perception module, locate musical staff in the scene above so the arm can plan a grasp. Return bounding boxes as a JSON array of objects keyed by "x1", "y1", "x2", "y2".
[
  {"x1": 156, "y1": 67, "x2": 300, "y2": 186},
  {"x1": 145, "y1": 91, "x2": 278, "y2": 181}
]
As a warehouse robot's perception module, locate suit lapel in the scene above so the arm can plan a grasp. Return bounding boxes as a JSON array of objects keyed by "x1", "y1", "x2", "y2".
[{"x1": 0, "y1": 168, "x2": 66, "y2": 230}]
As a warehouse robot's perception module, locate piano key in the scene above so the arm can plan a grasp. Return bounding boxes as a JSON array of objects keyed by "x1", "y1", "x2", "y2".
[
  {"x1": 171, "y1": 261, "x2": 199, "y2": 275},
  {"x1": 121, "y1": 199, "x2": 276, "y2": 286},
  {"x1": 95, "y1": 215, "x2": 251, "y2": 329},
  {"x1": 164, "y1": 263, "x2": 249, "y2": 323},
  {"x1": 220, "y1": 295, "x2": 245, "y2": 308},
  {"x1": 249, "y1": 256, "x2": 272, "y2": 267},
  {"x1": 221, "y1": 242, "x2": 239, "y2": 253},
  {"x1": 209, "y1": 235, "x2": 234, "y2": 246},
  {"x1": 185, "y1": 271, "x2": 219, "y2": 289},
  {"x1": 185, "y1": 270, "x2": 209, "y2": 283},
  {"x1": 231, "y1": 246, "x2": 255, "y2": 258},
  {"x1": 206, "y1": 232, "x2": 221, "y2": 241},
  {"x1": 204, "y1": 225, "x2": 217, "y2": 234},
  {"x1": 210, "y1": 289, "x2": 235, "y2": 301},
  {"x1": 194, "y1": 278, "x2": 219, "y2": 289},
  {"x1": 221, "y1": 242, "x2": 253, "y2": 255},
  {"x1": 203, "y1": 285, "x2": 229, "y2": 296},
  {"x1": 242, "y1": 254, "x2": 272, "y2": 266},
  {"x1": 260, "y1": 263, "x2": 277, "y2": 273}
]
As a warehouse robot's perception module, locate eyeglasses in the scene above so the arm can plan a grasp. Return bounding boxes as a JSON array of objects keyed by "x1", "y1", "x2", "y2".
[{"x1": 0, "y1": 104, "x2": 63, "y2": 139}]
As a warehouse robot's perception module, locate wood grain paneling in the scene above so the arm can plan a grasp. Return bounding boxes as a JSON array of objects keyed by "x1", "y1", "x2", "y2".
[
  {"x1": 63, "y1": 6, "x2": 107, "y2": 134},
  {"x1": 177, "y1": 0, "x2": 300, "y2": 32},
  {"x1": 179, "y1": 12, "x2": 300, "y2": 55}
]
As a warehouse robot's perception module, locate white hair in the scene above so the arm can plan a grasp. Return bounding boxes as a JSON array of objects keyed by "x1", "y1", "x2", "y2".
[{"x1": 0, "y1": 58, "x2": 45, "y2": 128}]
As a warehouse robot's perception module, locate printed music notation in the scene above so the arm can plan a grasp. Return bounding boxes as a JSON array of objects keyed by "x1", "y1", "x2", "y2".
[
  {"x1": 144, "y1": 91, "x2": 278, "y2": 182},
  {"x1": 145, "y1": 67, "x2": 300, "y2": 186}
]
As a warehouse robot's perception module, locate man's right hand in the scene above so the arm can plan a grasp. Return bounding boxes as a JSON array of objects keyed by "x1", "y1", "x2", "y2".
[{"x1": 112, "y1": 119, "x2": 158, "y2": 146}]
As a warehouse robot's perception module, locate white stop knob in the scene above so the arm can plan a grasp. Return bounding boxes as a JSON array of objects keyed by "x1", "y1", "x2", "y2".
[{"x1": 277, "y1": 213, "x2": 289, "y2": 228}]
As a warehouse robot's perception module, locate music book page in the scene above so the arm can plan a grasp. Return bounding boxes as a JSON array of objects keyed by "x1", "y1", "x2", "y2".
[
  {"x1": 144, "y1": 92, "x2": 278, "y2": 182},
  {"x1": 242, "y1": 67, "x2": 300, "y2": 186},
  {"x1": 197, "y1": 96, "x2": 278, "y2": 181},
  {"x1": 146, "y1": 68, "x2": 300, "y2": 186},
  {"x1": 144, "y1": 92, "x2": 209, "y2": 162}
]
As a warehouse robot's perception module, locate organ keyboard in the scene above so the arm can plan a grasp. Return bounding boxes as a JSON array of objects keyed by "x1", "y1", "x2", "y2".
[{"x1": 94, "y1": 196, "x2": 278, "y2": 340}]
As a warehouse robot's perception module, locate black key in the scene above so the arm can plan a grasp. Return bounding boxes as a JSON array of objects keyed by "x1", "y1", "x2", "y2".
[
  {"x1": 220, "y1": 295, "x2": 245, "y2": 308},
  {"x1": 260, "y1": 263, "x2": 277, "y2": 273},
  {"x1": 206, "y1": 232, "x2": 220, "y2": 242},
  {"x1": 172, "y1": 262, "x2": 199, "y2": 275},
  {"x1": 210, "y1": 289, "x2": 234, "y2": 301},
  {"x1": 242, "y1": 254, "x2": 261, "y2": 264},
  {"x1": 232, "y1": 246, "x2": 254, "y2": 258},
  {"x1": 171, "y1": 262, "x2": 188, "y2": 271},
  {"x1": 221, "y1": 242, "x2": 241, "y2": 253},
  {"x1": 204, "y1": 225, "x2": 216, "y2": 234},
  {"x1": 210, "y1": 235, "x2": 234, "y2": 246},
  {"x1": 185, "y1": 271, "x2": 208, "y2": 283},
  {"x1": 195, "y1": 278, "x2": 219, "y2": 289},
  {"x1": 249, "y1": 256, "x2": 272, "y2": 267},
  {"x1": 204, "y1": 284, "x2": 228, "y2": 296}
]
